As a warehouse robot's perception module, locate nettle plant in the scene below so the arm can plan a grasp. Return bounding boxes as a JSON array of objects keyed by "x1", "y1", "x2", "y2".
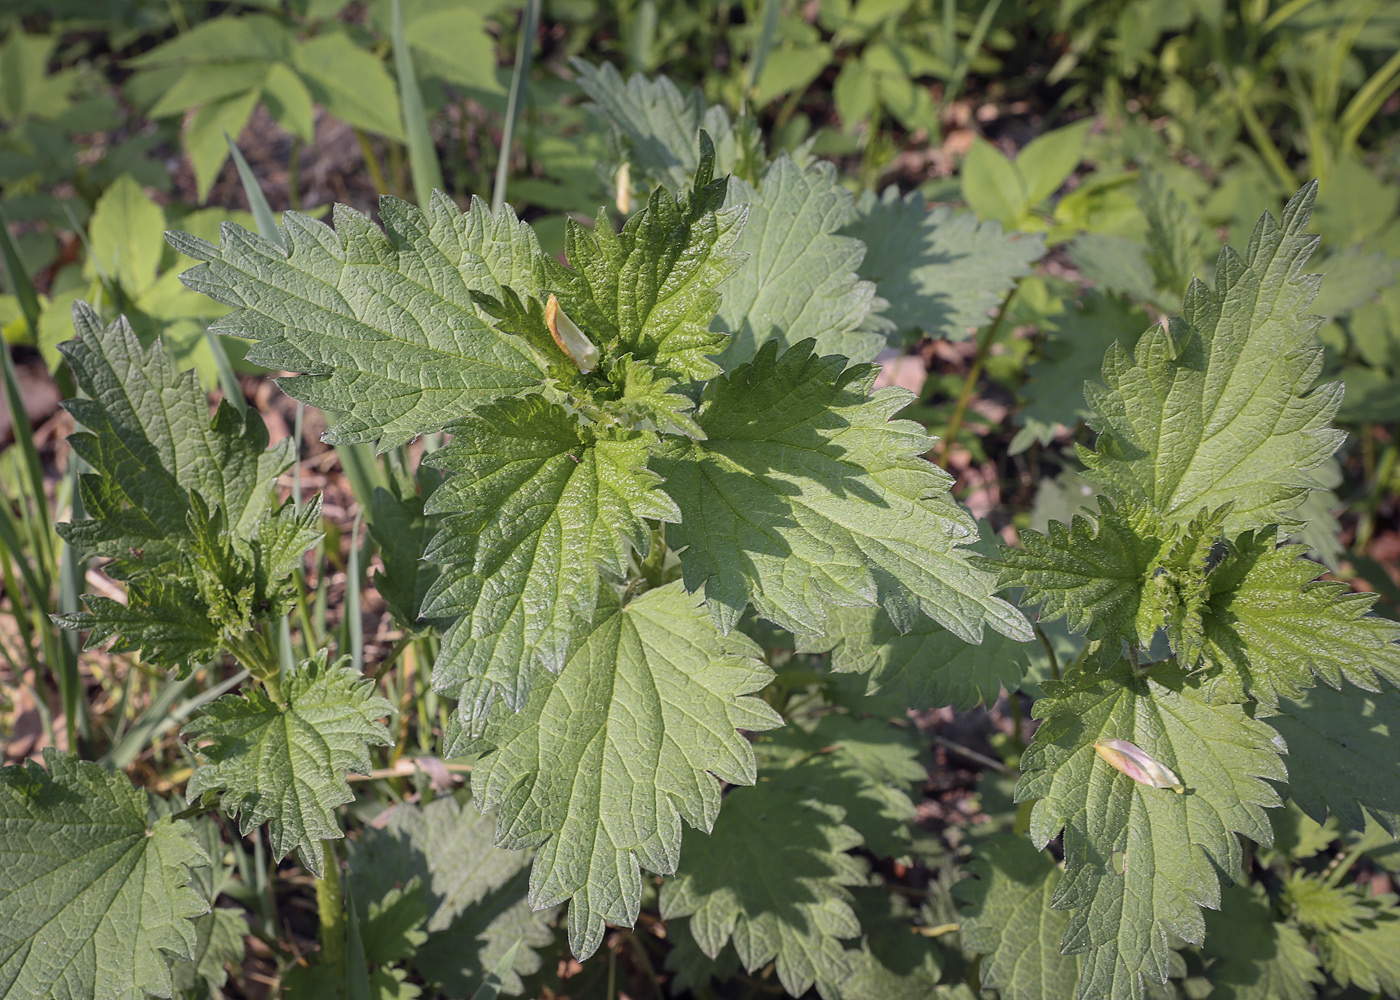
[{"x1": 4, "y1": 64, "x2": 1399, "y2": 1000}]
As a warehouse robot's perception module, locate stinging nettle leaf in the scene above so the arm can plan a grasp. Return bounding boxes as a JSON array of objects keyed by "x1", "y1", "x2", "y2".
[
  {"x1": 174, "y1": 193, "x2": 552, "y2": 450},
  {"x1": 955, "y1": 833, "x2": 1081, "y2": 1000},
  {"x1": 800, "y1": 603, "x2": 1033, "y2": 712},
  {"x1": 0, "y1": 751, "x2": 209, "y2": 1000},
  {"x1": 660, "y1": 761, "x2": 869, "y2": 1000},
  {"x1": 1201, "y1": 530, "x2": 1400, "y2": 706},
  {"x1": 572, "y1": 59, "x2": 764, "y2": 195},
  {"x1": 542, "y1": 131, "x2": 748, "y2": 382},
  {"x1": 184, "y1": 651, "x2": 394, "y2": 877},
  {"x1": 347, "y1": 796, "x2": 555, "y2": 996},
  {"x1": 451, "y1": 581, "x2": 782, "y2": 960},
  {"x1": 842, "y1": 186, "x2": 1044, "y2": 343},
  {"x1": 715, "y1": 156, "x2": 883, "y2": 366},
  {"x1": 655, "y1": 338, "x2": 1030, "y2": 643},
  {"x1": 1265, "y1": 680, "x2": 1400, "y2": 836},
  {"x1": 422, "y1": 394, "x2": 681, "y2": 713},
  {"x1": 57, "y1": 302, "x2": 293, "y2": 575},
  {"x1": 1017, "y1": 661, "x2": 1286, "y2": 1000},
  {"x1": 1203, "y1": 883, "x2": 1322, "y2": 1000},
  {"x1": 1080, "y1": 184, "x2": 1346, "y2": 535}
]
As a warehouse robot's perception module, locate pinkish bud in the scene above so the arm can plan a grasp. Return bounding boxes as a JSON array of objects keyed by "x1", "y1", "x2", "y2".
[{"x1": 1094, "y1": 739, "x2": 1184, "y2": 793}]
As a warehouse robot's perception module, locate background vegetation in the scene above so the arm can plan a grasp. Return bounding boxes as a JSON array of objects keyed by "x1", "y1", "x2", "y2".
[{"x1": 2, "y1": 1, "x2": 1397, "y2": 998}]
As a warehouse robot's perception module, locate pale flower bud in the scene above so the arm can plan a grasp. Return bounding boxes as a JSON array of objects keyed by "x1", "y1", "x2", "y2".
[
  {"x1": 1093, "y1": 738, "x2": 1184, "y2": 793},
  {"x1": 545, "y1": 293, "x2": 599, "y2": 374}
]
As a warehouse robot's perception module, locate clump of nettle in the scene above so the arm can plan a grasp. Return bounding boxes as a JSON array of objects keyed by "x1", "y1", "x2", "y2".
[{"x1": 2, "y1": 64, "x2": 1396, "y2": 1000}]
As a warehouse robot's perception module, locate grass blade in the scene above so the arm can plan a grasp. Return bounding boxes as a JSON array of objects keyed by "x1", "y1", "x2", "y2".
[
  {"x1": 392, "y1": 0, "x2": 444, "y2": 209},
  {"x1": 344, "y1": 507, "x2": 364, "y2": 673},
  {"x1": 224, "y1": 132, "x2": 284, "y2": 250}
]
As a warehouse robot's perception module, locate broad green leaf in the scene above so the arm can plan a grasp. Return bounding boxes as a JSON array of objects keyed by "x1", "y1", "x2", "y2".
[
  {"x1": 57, "y1": 304, "x2": 292, "y2": 574},
  {"x1": 1012, "y1": 292, "x2": 1148, "y2": 453},
  {"x1": 660, "y1": 762, "x2": 868, "y2": 1000},
  {"x1": 1080, "y1": 185, "x2": 1346, "y2": 535},
  {"x1": 655, "y1": 339, "x2": 1030, "y2": 642},
  {"x1": 126, "y1": 14, "x2": 293, "y2": 67},
  {"x1": 348, "y1": 797, "x2": 555, "y2": 996},
  {"x1": 0, "y1": 751, "x2": 208, "y2": 1000},
  {"x1": 420, "y1": 395, "x2": 680, "y2": 711},
  {"x1": 801, "y1": 604, "x2": 1032, "y2": 711},
  {"x1": 542, "y1": 134, "x2": 747, "y2": 382},
  {"x1": 1265, "y1": 681, "x2": 1400, "y2": 836},
  {"x1": 1017, "y1": 120, "x2": 1091, "y2": 208},
  {"x1": 54, "y1": 577, "x2": 221, "y2": 667},
  {"x1": 833, "y1": 59, "x2": 876, "y2": 128},
  {"x1": 184, "y1": 652, "x2": 395, "y2": 877},
  {"x1": 1140, "y1": 172, "x2": 1208, "y2": 311},
  {"x1": 715, "y1": 156, "x2": 883, "y2": 366},
  {"x1": 838, "y1": 887, "x2": 943, "y2": 1000},
  {"x1": 175, "y1": 195, "x2": 550, "y2": 449},
  {"x1": 453, "y1": 582, "x2": 781, "y2": 959},
  {"x1": 1017, "y1": 662, "x2": 1286, "y2": 1000},
  {"x1": 293, "y1": 31, "x2": 406, "y2": 140},
  {"x1": 364, "y1": 1, "x2": 504, "y2": 95},
  {"x1": 1201, "y1": 532, "x2": 1400, "y2": 705},
  {"x1": 170, "y1": 908, "x2": 248, "y2": 999},
  {"x1": 759, "y1": 714, "x2": 923, "y2": 859},
  {"x1": 572, "y1": 60, "x2": 761, "y2": 193},
  {"x1": 752, "y1": 41, "x2": 834, "y2": 106},
  {"x1": 843, "y1": 187, "x2": 1044, "y2": 342},
  {"x1": 185, "y1": 89, "x2": 263, "y2": 203},
  {"x1": 1068, "y1": 234, "x2": 1157, "y2": 306},
  {"x1": 87, "y1": 174, "x2": 165, "y2": 295},
  {"x1": 146, "y1": 62, "x2": 269, "y2": 118},
  {"x1": 0, "y1": 31, "x2": 77, "y2": 121},
  {"x1": 962, "y1": 138, "x2": 1028, "y2": 229},
  {"x1": 261, "y1": 61, "x2": 316, "y2": 142},
  {"x1": 988, "y1": 498, "x2": 1166, "y2": 650},
  {"x1": 1202, "y1": 884, "x2": 1322, "y2": 1000},
  {"x1": 368, "y1": 478, "x2": 441, "y2": 628},
  {"x1": 954, "y1": 833, "x2": 1080, "y2": 1000},
  {"x1": 1313, "y1": 891, "x2": 1400, "y2": 996}
]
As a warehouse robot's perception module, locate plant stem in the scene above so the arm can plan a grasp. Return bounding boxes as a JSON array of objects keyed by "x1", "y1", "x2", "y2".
[
  {"x1": 354, "y1": 129, "x2": 391, "y2": 196},
  {"x1": 1033, "y1": 623, "x2": 1060, "y2": 681},
  {"x1": 936, "y1": 284, "x2": 1018, "y2": 468},
  {"x1": 934, "y1": 733, "x2": 1015, "y2": 775},
  {"x1": 493, "y1": 0, "x2": 541, "y2": 214},
  {"x1": 316, "y1": 839, "x2": 347, "y2": 973}
]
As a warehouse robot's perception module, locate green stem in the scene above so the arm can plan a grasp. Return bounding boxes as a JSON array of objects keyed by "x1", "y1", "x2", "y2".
[
  {"x1": 493, "y1": 0, "x2": 541, "y2": 214},
  {"x1": 934, "y1": 733, "x2": 1016, "y2": 775},
  {"x1": 937, "y1": 284, "x2": 1018, "y2": 468},
  {"x1": 1356, "y1": 428, "x2": 1398, "y2": 555},
  {"x1": 316, "y1": 839, "x2": 347, "y2": 973},
  {"x1": 1033, "y1": 623, "x2": 1060, "y2": 681},
  {"x1": 354, "y1": 129, "x2": 391, "y2": 196},
  {"x1": 227, "y1": 626, "x2": 283, "y2": 702}
]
